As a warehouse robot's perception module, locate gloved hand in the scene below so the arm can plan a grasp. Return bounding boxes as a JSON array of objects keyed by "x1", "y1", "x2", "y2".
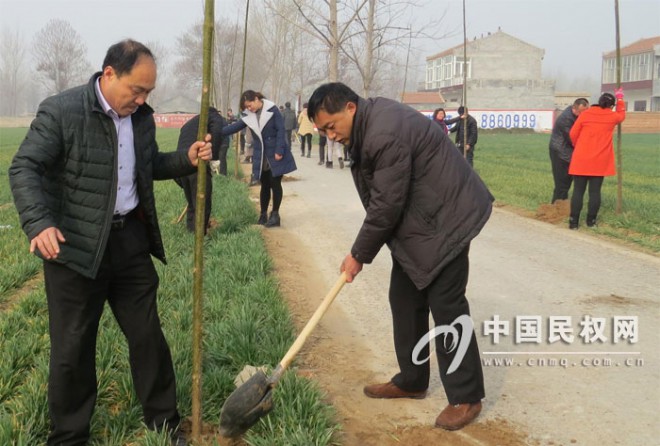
[
  {"x1": 209, "y1": 160, "x2": 220, "y2": 175},
  {"x1": 614, "y1": 87, "x2": 624, "y2": 100}
]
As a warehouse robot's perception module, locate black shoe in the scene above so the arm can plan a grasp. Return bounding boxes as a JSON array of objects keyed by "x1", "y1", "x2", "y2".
[
  {"x1": 338, "y1": 157, "x2": 344, "y2": 169},
  {"x1": 170, "y1": 429, "x2": 187, "y2": 446},
  {"x1": 265, "y1": 211, "x2": 280, "y2": 227},
  {"x1": 586, "y1": 215, "x2": 597, "y2": 227},
  {"x1": 569, "y1": 216, "x2": 579, "y2": 230},
  {"x1": 257, "y1": 212, "x2": 267, "y2": 225},
  {"x1": 326, "y1": 161, "x2": 333, "y2": 169}
]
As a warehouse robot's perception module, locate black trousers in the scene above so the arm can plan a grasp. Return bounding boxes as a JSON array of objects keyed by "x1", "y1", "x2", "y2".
[
  {"x1": 285, "y1": 129, "x2": 293, "y2": 148},
  {"x1": 388, "y1": 246, "x2": 484, "y2": 404},
  {"x1": 456, "y1": 145, "x2": 475, "y2": 167},
  {"x1": 239, "y1": 132, "x2": 245, "y2": 154},
  {"x1": 217, "y1": 146, "x2": 229, "y2": 177},
  {"x1": 179, "y1": 169, "x2": 213, "y2": 233},
  {"x1": 43, "y1": 215, "x2": 179, "y2": 446},
  {"x1": 259, "y1": 169, "x2": 283, "y2": 214},
  {"x1": 549, "y1": 148, "x2": 573, "y2": 203},
  {"x1": 570, "y1": 175, "x2": 604, "y2": 221},
  {"x1": 300, "y1": 133, "x2": 312, "y2": 156},
  {"x1": 318, "y1": 136, "x2": 326, "y2": 163}
]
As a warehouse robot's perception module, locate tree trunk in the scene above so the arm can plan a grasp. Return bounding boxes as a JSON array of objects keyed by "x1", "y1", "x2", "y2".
[
  {"x1": 362, "y1": 0, "x2": 376, "y2": 96},
  {"x1": 328, "y1": 0, "x2": 339, "y2": 81}
]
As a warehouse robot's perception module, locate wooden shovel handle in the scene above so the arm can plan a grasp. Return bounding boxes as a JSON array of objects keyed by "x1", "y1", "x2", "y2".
[{"x1": 278, "y1": 272, "x2": 347, "y2": 372}]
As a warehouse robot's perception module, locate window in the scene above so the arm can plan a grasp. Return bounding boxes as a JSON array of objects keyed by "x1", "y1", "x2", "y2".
[
  {"x1": 444, "y1": 57, "x2": 452, "y2": 80},
  {"x1": 639, "y1": 53, "x2": 651, "y2": 80},
  {"x1": 634, "y1": 100, "x2": 647, "y2": 112},
  {"x1": 622, "y1": 56, "x2": 631, "y2": 82},
  {"x1": 454, "y1": 56, "x2": 472, "y2": 80},
  {"x1": 602, "y1": 58, "x2": 615, "y2": 83}
]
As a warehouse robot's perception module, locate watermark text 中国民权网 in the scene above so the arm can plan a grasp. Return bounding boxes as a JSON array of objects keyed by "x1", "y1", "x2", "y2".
[{"x1": 479, "y1": 314, "x2": 643, "y2": 368}]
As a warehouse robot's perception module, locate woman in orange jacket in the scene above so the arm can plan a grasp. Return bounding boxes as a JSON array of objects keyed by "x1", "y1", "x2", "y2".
[{"x1": 567, "y1": 89, "x2": 626, "y2": 229}]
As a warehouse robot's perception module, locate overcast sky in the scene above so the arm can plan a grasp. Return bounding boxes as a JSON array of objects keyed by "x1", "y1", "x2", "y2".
[{"x1": 1, "y1": 0, "x2": 658, "y2": 84}]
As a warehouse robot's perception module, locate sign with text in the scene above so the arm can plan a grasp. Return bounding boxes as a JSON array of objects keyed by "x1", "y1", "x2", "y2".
[{"x1": 420, "y1": 109, "x2": 555, "y2": 132}]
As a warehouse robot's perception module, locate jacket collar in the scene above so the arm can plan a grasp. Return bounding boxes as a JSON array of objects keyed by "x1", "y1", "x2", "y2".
[
  {"x1": 242, "y1": 99, "x2": 276, "y2": 133},
  {"x1": 347, "y1": 97, "x2": 368, "y2": 163}
]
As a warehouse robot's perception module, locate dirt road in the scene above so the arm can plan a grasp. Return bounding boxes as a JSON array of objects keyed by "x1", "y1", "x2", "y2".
[{"x1": 256, "y1": 152, "x2": 660, "y2": 446}]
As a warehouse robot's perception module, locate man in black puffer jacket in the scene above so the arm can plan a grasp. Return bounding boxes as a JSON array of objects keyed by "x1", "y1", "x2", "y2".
[
  {"x1": 448, "y1": 105, "x2": 478, "y2": 167},
  {"x1": 8, "y1": 39, "x2": 211, "y2": 446},
  {"x1": 548, "y1": 98, "x2": 589, "y2": 203},
  {"x1": 174, "y1": 107, "x2": 228, "y2": 233},
  {"x1": 308, "y1": 82, "x2": 493, "y2": 432}
]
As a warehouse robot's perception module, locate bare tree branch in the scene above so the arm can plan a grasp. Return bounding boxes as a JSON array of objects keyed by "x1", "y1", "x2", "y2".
[{"x1": 32, "y1": 19, "x2": 91, "y2": 95}]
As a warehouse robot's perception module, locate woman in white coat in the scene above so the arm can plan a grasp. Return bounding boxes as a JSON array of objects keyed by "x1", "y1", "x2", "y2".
[{"x1": 222, "y1": 90, "x2": 297, "y2": 227}]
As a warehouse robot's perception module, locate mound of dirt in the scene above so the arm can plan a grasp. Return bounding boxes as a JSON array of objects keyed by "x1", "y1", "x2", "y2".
[{"x1": 535, "y1": 199, "x2": 569, "y2": 224}]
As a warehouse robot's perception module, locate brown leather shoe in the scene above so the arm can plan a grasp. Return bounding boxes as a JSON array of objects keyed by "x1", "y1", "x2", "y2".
[
  {"x1": 363, "y1": 381, "x2": 427, "y2": 399},
  {"x1": 435, "y1": 401, "x2": 482, "y2": 430}
]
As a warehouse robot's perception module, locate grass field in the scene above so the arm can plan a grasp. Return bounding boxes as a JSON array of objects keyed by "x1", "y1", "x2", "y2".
[{"x1": 475, "y1": 131, "x2": 660, "y2": 252}]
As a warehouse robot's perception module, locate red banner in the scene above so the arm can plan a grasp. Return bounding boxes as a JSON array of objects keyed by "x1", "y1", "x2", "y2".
[{"x1": 154, "y1": 114, "x2": 196, "y2": 128}]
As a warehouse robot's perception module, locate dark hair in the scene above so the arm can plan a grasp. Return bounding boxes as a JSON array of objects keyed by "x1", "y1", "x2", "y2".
[
  {"x1": 102, "y1": 39, "x2": 154, "y2": 77},
  {"x1": 285, "y1": 101, "x2": 291, "y2": 108},
  {"x1": 573, "y1": 98, "x2": 589, "y2": 108},
  {"x1": 240, "y1": 90, "x2": 265, "y2": 108},
  {"x1": 432, "y1": 108, "x2": 446, "y2": 120},
  {"x1": 307, "y1": 82, "x2": 359, "y2": 121},
  {"x1": 457, "y1": 106, "x2": 467, "y2": 115},
  {"x1": 598, "y1": 93, "x2": 616, "y2": 109}
]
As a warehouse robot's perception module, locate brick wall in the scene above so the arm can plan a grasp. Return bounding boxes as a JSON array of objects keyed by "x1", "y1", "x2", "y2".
[{"x1": 621, "y1": 112, "x2": 660, "y2": 133}]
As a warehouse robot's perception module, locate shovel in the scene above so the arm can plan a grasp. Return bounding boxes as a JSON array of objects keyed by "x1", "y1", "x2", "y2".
[{"x1": 219, "y1": 272, "x2": 348, "y2": 437}]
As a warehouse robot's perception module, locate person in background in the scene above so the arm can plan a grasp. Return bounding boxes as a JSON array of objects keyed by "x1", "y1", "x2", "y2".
[
  {"x1": 297, "y1": 102, "x2": 315, "y2": 157},
  {"x1": 325, "y1": 138, "x2": 345, "y2": 169},
  {"x1": 448, "y1": 106, "x2": 478, "y2": 166},
  {"x1": 432, "y1": 107, "x2": 449, "y2": 135},
  {"x1": 224, "y1": 107, "x2": 237, "y2": 165},
  {"x1": 175, "y1": 107, "x2": 228, "y2": 233},
  {"x1": 549, "y1": 98, "x2": 590, "y2": 204},
  {"x1": 220, "y1": 90, "x2": 297, "y2": 227},
  {"x1": 8, "y1": 39, "x2": 212, "y2": 446},
  {"x1": 318, "y1": 130, "x2": 327, "y2": 166},
  {"x1": 226, "y1": 107, "x2": 236, "y2": 124},
  {"x1": 567, "y1": 89, "x2": 626, "y2": 229},
  {"x1": 244, "y1": 128, "x2": 258, "y2": 186},
  {"x1": 307, "y1": 82, "x2": 493, "y2": 432},
  {"x1": 282, "y1": 101, "x2": 297, "y2": 148}
]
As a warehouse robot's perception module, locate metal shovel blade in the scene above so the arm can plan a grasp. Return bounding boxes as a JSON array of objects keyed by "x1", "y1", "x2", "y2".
[
  {"x1": 219, "y1": 370, "x2": 274, "y2": 437},
  {"x1": 218, "y1": 273, "x2": 347, "y2": 438}
]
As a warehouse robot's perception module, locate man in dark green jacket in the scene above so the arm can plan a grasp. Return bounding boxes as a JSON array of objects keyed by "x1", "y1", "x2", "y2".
[
  {"x1": 8, "y1": 39, "x2": 211, "y2": 446},
  {"x1": 308, "y1": 82, "x2": 493, "y2": 432}
]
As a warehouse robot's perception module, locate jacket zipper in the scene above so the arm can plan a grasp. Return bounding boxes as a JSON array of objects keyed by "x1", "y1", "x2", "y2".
[{"x1": 91, "y1": 116, "x2": 119, "y2": 277}]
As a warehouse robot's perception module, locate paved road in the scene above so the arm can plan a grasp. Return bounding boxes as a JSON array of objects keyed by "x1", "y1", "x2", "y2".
[{"x1": 277, "y1": 152, "x2": 660, "y2": 445}]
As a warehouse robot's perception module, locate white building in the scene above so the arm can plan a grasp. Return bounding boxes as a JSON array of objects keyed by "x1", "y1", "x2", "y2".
[
  {"x1": 601, "y1": 36, "x2": 660, "y2": 112},
  {"x1": 424, "y1": 29, "x2": 555, "y2": 131}
]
